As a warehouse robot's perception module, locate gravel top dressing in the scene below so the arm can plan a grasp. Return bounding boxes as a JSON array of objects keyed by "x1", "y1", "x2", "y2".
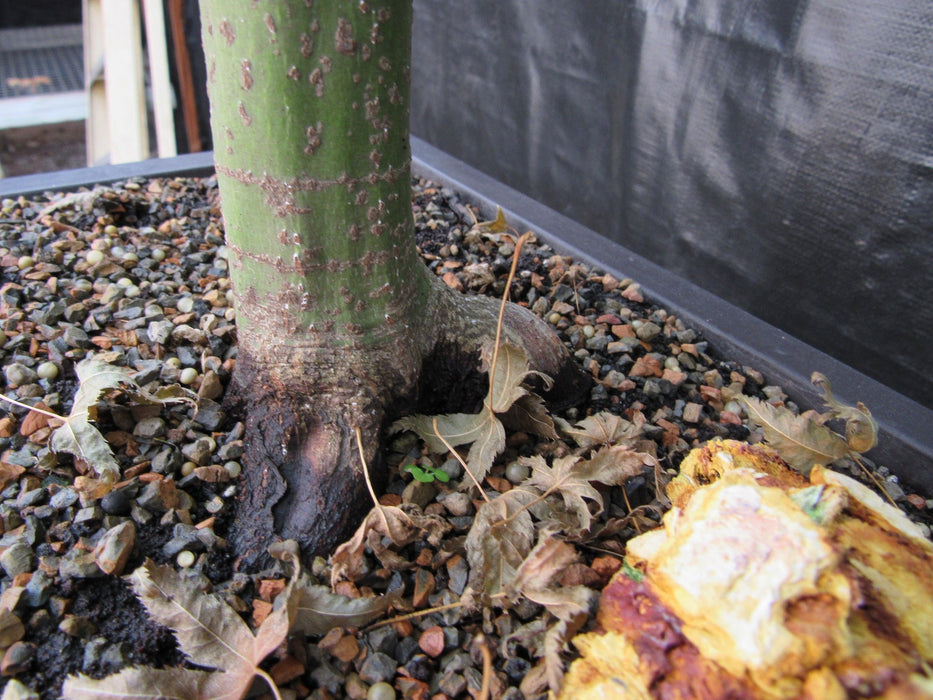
[{"x1": 0, "y1": 175, "x2": 929, "y2": 699}]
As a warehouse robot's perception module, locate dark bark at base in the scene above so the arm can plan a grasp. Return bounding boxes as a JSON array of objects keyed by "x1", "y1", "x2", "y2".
[
  {"x1": 225, "y1": 289, "x2": 590, "y2": 569},
  {"x1": 224, "y1": 364, "x2": 383, "y2": 569}
]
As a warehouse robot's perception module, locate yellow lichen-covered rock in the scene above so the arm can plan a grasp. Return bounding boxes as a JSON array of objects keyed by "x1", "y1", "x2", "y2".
[{"x1": 561, "y1": 439, "x2": 933, "y2": 700}]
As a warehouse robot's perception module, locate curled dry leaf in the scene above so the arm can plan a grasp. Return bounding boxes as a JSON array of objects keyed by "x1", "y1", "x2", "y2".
[
  {"x1": 811, "y1": 372, "x2": 877, "y2": 453},
  {"x1": 330, "y1": 505, "x2": 450, "y2": 586},
  {"x1": 741, "y1": 395, "x2": 849, "y2": 474},
  {"x1": 269, "y1": 539, "x2": 391, "y2": 635},
  {"x1": 62, "y1": 667, "x2": 237, "y2": 700},
  {"x1": 291, "y1": 584, "x2": 392, "y2": 636}
]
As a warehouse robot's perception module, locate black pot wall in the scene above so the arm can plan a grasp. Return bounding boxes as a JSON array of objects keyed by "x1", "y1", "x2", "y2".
[
  {"x1": 1, "y1": 146, "x2": 931, "y2": 495},
  {"x1": 410, "y1": 0, "x2": 933, "y2": 412}
]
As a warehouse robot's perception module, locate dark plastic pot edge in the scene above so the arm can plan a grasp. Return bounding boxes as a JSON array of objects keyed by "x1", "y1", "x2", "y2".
[
  {"x1": 410, "y1": 137, "x2": 933, "y2": 495},
  {"x1": 0, "y1": 152, "x2": 217, "y2": 199},
  {"x1": 2, "y1": 145, "x2": 931, "y2": 495}
]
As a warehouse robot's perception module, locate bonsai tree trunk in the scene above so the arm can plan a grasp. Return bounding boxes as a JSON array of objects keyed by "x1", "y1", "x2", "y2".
[{"x1": 199, "y1": 0, "x2": 586, "y2": 564}]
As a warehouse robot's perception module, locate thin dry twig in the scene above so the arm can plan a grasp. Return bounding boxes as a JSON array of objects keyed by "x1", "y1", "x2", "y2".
[
  {"x1": 432, "y1": 418, "x2": 490, "y2": 502},
  {"x1": 474, "y1": 633, "x2": 493, "y2": 700},
  {"x1": 488, "y1": 231, "x2": 533, "y2": 407},
  {"x1": 355, "y1": 426, "x2": 390, "y2": 531}
]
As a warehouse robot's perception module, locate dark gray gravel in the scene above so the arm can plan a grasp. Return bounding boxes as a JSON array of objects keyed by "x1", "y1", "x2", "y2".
[{"x1": 0, "y1": 175, "x2": 929, "y2": 699}]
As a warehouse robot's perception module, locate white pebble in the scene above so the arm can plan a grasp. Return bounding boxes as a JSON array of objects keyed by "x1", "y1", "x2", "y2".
[
  {"x1": 176, "y1": 551, "x2": 196, "y2": 568},
  {"x1": 181, "y1": 461, "x2": 196, "y2": 477},
  {"x1": 85, "y1": 249, "x2": 105, "y2": 265},
  {"x1": 150, "y1": 248, "x2": 166, "y2": 262},
  {"x1": 17, "y1": 256, "x2": 34, "y2": 269},
  {"x1": 164, "y1": 357, "x2": 182, "y2": 369},
  {"x1": 123, "y1": 285, "x2": 141, "y2": 298},
  {"x1": 103, "y1": 224, "x2": 119, "y2": 236},
  {"x1": 36, "y1": 362, "x2": 59, "y2": 380},
  {"x1": 367, "y1": 682, "x2": 396, "y2": 700},
  {"x1": 179, "y1": 368, "x2": 198, "y2": 385},
  {"x1": 117, "y1": 277, "x2": 133, "y2": 287},
  {"x1": 224, "y1": 461, "x2": 242, "y2": 478},
  {"x1": 110, "y1": 245, "x2": 126, "y2": 258}
]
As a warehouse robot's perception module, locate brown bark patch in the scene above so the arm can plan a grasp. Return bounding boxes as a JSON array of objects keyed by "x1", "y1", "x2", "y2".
[{"x1": 334, "y1": 17, "x2": 357, "y2": 55}]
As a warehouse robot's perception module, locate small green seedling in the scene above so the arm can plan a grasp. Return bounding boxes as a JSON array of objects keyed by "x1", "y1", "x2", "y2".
[{"x1": 404, "y1": 464, "x2": 450, "y2": 484}]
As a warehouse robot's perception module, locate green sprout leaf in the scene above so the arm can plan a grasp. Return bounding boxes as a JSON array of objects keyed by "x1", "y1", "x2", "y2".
[{"x1": 403, "y1": 464, "x2": 450, "y2": 483}]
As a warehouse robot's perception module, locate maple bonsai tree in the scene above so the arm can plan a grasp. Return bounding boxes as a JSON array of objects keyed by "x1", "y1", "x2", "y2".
[{"x1": 198, "y1": 0, "x2": 586, "y2": 563}]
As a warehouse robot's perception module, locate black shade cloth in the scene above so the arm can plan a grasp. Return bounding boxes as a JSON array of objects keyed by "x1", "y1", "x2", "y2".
[{"x1": 412, "y1": 0, "x2": 933, "y2": 409}]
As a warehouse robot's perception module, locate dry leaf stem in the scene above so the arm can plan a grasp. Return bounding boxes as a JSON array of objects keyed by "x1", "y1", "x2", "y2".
[
  {"x1": 855, "y1": 455, "x2": 899, "y2": 508},
  {"x1": 355, "y1": 427, "x2": 391, "y2": 531},
  {"x1": 365, "y1": 592, "x2": 508, "y2": 631},
  {"x1": 488, "y1": 232, "x2": 533, "y2": 411},
  {"x1": 257, "y1": 670, "x2": 283, "y2": 700},
  {"x1": 0, "y1": 394, "x2": 64, "y2": 422},
  {"x1": 432, "y1": 418, "x2": 490, "y2": 501},
  {"x1": 474, "y1": 633, "x2": 493, "y2": 700}
]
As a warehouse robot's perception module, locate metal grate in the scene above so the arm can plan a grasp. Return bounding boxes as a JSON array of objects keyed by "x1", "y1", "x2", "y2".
[{"x1": 0, "y1": 24, "x2": 84, "y2": 99}]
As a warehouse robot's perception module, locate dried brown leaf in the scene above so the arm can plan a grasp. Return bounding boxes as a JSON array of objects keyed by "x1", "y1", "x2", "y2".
[
  {"x1": 475, "y1": 206, "x2": 510, "y2": 234},
  {"x1": 811, "y1": 372, "x2": 877, "y2": 454},
  {"x1": 330, "y1": 505, "x2": 450, "y2": 585},
  {"x1": 130, "y1": 559, "x2": 290, "y2": 673},
  {"x1": 526, "y1": 586, "x2": 595, "y2": 625},
  {"x1": 63, "y1": 558, "x2": 294, "y2": 700},
  {"x1": 50, "y1": 360, "x2": 196, "y2": 483},
  {"x1": 466, "y1": 489, "x2": 536, "y2": 596},
  {"x1": 290, "y1": 583, "x2": 390, "y2": 635},
  {"x1": 482, "y1": 342, "x2": 536, "y2": 413},
  {"x1": 394, "y1": 410, "x2": 505, "y2": 486},
  {"x1": 62, "y1": 667, "x2": 238, "y2": 700},
  {"x1": 580, "y1": 444, "x2": 652, "y2": 485},
  {"x1": 742, "y1": 396, "x2": 849, "y2": 474},
  {"x1": 543, "y1": 617, "x2": 587, "y2": 694},
  {"x1": 521, "y1": 455, "x2": 603, "y2": 532},
  {"x1": 500, "y1": 393, "x2": 558, "y2": 440},
  {"x1": 510, "y1": 537, "x2": 579, "y2": 596},
  {"x1": 558, "y1": 410, "x2": 645, "y2": 450}
]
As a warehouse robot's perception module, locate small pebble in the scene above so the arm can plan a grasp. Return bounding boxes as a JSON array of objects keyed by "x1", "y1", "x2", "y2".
[
  {"x1": 505, "y1": 462, "x2": 529, "y2": 484},
  {"x1": 367, "y1": 681, "x2": 396, "y2": 700},
  {"x1": 85, "y1": 249, "x2": 104, "y2": 265},
  {"x1": 176, "y1": 551, "x2": 196, "y2": 568},
  {"x1": 16, "y1": 256, "x2": 34, "y2": 270},
  {"x1": 36, "y1": 362, "x2": 58, "y2": 380},
  {"x1": 179, "y1": 368, "x2": 198, "y2": 385}
]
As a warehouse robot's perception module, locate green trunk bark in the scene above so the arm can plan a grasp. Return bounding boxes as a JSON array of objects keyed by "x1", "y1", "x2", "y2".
[
  {"x1": 201, "y1": 0, "x2": 429, "y2": 356},
  {"x1": 200, "y1": 0, "x2": 587, "y2": 564}
]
